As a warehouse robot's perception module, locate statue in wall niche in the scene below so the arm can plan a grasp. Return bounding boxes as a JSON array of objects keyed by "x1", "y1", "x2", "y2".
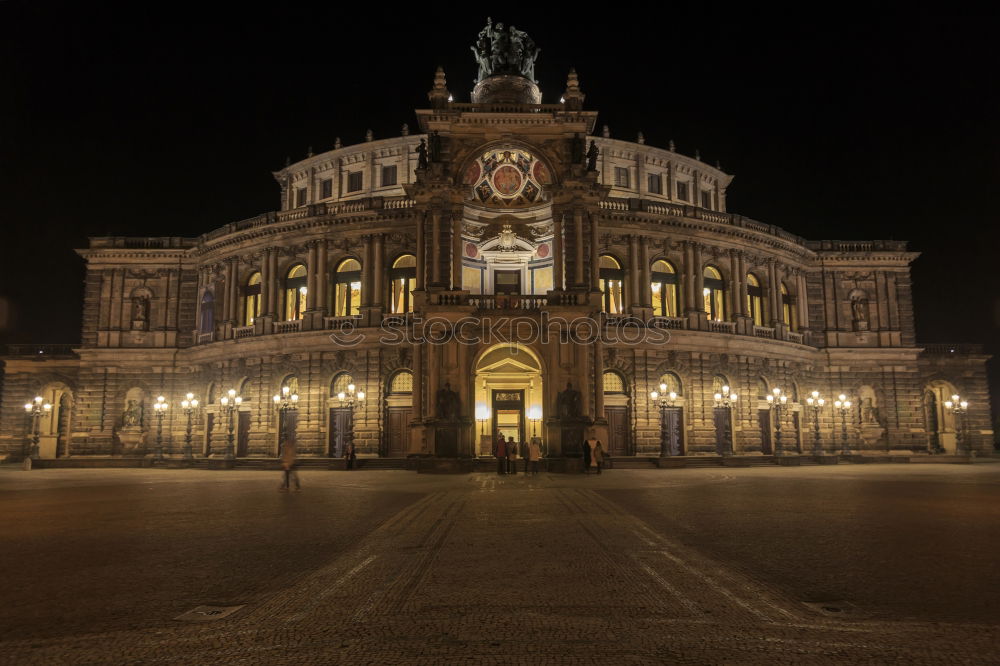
[
  {"x1": 851, "y1": 294, "x2": 870, "y2": 330},
  {"x1": 860, "y1": 397, "x2": 881, "y2": 426},
  {"x1": 435, "y1": 382, "x2": 461, "y2": 421},
  {"x1": 122, "y1": 400, "x2": 143, "y2": 428},
  {"x1": 556, "y1": 382, "x2": 583, "y2": 420},
  {"x1": 416, "y1": 139, "x2": 428, "y2": 169},
  {"x1": 586, "y1": 141, "x2": 599, "y2": 171},
  {"x1": 131, "y1": 295, "x2": 149, "y2": 330}
]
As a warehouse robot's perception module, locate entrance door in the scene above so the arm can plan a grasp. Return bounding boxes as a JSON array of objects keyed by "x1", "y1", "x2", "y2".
[
  {"x1": 494, "y1": 270, "x2": 521, "y2": 308},
  {"x1": 386, "y1": 407, "x2": 410, "y2": 457},
  {"x1": 606, "y1": 406, "x2": 629, "y2": 455},
  {"x1": 328, "y1": 407, "x2": 352, "y2": 457},
  {"x1": 237, "y1": 411, "x2": 251, "y2": 457},
  {"x1": 204, "y1": 413, "x2": 215, "y2": 457},
  {"x1": 662, "y1": 406, "x2": 683, "y2": 456},
  {"x1": 758, "y1": 409, "x2": 772, "y2": 454},
  {"x1": 714, "y1": 407, "x2": 733, "y2": 455},
  {"x1": 492, "y1": 390, "x2": 524, "y2": 445}
]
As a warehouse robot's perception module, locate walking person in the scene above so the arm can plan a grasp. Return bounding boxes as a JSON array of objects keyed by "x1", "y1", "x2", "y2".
[
  {"x1": 507, "y1": 436, "x2": 518, "y2": 475},
  {"x1": 582, "y1": 432, "x2": 592, "y2": 473},
  {"x1": 528, "y1": 438, "x2": 541, "y2": 475},
  {"x1": 521, "y1": 438, "x2": 531, "y2": 474},
  {"x1": 345, "y1": 441, "x2": 356, "y2": 470},
  {"x1": 494, "y1": 432, "x2": 507, "y2": 475},
  {"x1": 585, "y1": 429, "x2": 605, "y2": 475},
  {"x1": 280, "y1": 437, "x2": 301, "y2": 491}
]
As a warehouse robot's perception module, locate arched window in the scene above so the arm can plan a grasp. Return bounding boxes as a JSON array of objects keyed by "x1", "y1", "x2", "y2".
[
  {"x1": 703, "y1": 266, "x2": 726, "y2": 321},
  {"x1": 599, "y1": 255, "x2": 625, "y2": 314},
  {"x1": 331, "y1": 373, "x2": 355, "y2": 396},
  {"x1": 755, "y1": 377, "x2": 770, "y2": 400},
  {"x1": 781, "y1": 282, "x2": 796, "y2": 330},
  {"x1": 284, "y1": 264, "x2": 307, "y2": 321},
  {"x1": 388, "y1": 370, "x2": 413, "y2": 394},
  {"x1": 333, "y1": 259, "x2": 362, "y2": 317},
  {"x1": 389, "y1": 255, "x2": 416, "y2": 314},
  {"x1": 746, "y1": 273, "x2": 765, "y2": 326},
  {"x1": 200, "y1": 292, "x2": 215, "y2": 334},
  {"x1": 658, "y1": 372, "x2": 682, "y2": 395},
  {"x1": 651, "y1": 260, "x2": 678, "y2": 317},
  {"x1": 712, "y1": 374, "x2": 730, "y2": 395},
  {"x1": 243, "y1": 272, "x2": 261, "y2": 326},
  {"x1": 603, "y1": 371, "x2": 626, "y2": 394},
  {"x1": 281, "y1": 375, "x2": 300, "y2": 396}
]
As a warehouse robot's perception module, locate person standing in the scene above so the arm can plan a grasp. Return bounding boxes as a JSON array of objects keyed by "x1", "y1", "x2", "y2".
[
  {"x1": 345, "y1": 441, "x2": 356, "y2": 470},
  {"x1": 280, "y1": 437, "x2": 301, "y2": 491},
  {"x1": 528, "y1": 438, "x2": 541, "y2": 475},
  {"x1": 588, "y1": 434, "x2": 605, "y2": 475},
  {"x1": 507, "y1": 436, "x2": 518, "y2": 475},
  {"x1": 582, "y1": 433, "x2": 592, "y2": 473},
  {"x1": 494, "y1": 432, "x2": 508, "y2": 475}
]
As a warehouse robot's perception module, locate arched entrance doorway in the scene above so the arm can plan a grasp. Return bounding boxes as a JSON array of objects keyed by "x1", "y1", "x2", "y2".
[
  {"x1": 924, "y1": 380, "x2": 959, "y2": 453},
  {"x1": 474, "y1": 344, "x2": 544, "y2": 456}
]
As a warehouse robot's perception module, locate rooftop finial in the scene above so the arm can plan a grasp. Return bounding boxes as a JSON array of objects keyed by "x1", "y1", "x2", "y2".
[
  {"x1": 365, "y1": 129, "x2": 374, "y2": 142},
  {"x1": 669, "y1": 139, "x2": 676, "y2": 152},
  {"x1": 307, "y1": 145, "x2": 313, "y2": 157},
  {"x1": 637, "y1": 131, "x2": 645, "y2": 145},
  {"x1": 602, "y1": 124, "x2": 610, "y2": 138},
  {"x1": 401, "y1": 123, "x2": 410, "y2": 136},
  {"x1": 695, "y1": 148, "x2": 701, "y2": 161},
  {"x1": 428, "y1": 66, "x2": 451, "y2": 109},
  {"x1": 471, "y1": 18, "x2": 540, "y2": 82},
  {"x1": 562, "y1": 67, "x2": 585, "y2": 110},
  {"x1": 334, "y1": 137, "x2": 342, "y2": 149}
]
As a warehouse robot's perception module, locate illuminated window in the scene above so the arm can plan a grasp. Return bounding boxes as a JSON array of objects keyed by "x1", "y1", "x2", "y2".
[
  {"x1": 243, "y1": 272, "x2": 261, "y2": 326},
  {"x1": 389, "y1": 370, "x2": 413, "y2": 394},
  {"x1": 651, "y1": 259, "x2": 678, "y2": 317},
  {"x1": 712, "y1": 374, "x2": 729, "y2": 395},
  {"x1": 599, "y1": 255, "x2": 625, "y2": 315},
  {"x1": 703, "y1": 266, "x2": 726, "y2": 321},
  {"x1": 284, "y1": 264, "x2": 307, "y2": 321},
  {"x1": 334, "y1": 259, "x2": 362, "y2": 317},
  {"x1": 746, "y1": 273, "x2": 765, "y2": 326},
  {"x1": 659, "y1": 372, "x2": 682, "y2": 395},
  {"x1": 603, "y1": 371, "x2": 626, "y2": 394},
  {"x1": 331, "y1": 373, "x2": 354, "y2": 396},
  {"x1": 781, "y1": 282, "x2": 796, "y2": 330},
  {"x1": 389, "y1": 254, "x2": 416, "y2": 314}
]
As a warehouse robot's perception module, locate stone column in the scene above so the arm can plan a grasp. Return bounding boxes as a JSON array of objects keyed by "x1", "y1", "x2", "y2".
[
  {"x1": 641, "y1": 241, "x2": 651, "y2": 307},
  {"x1": 451, "y1": 214, "x2": 463, "y2": 291},
  {"x1": 589, "y1": 212, "x2": 600, "y2": 291},
  {"x1": 373, "y1": 234, "x2": 384, "y2": 308},
  {"x1": 415, "y1": 212, "x2": 426, "y2": 291},
  {"x1": 553, "y1": 211, "x2": 565, "y2": 291},
  {"x1": 227, "y1": 258, "x2": 238, "y2": 323},
  {"x1": 768, "y1": 260, "x2": 781, "y2": 325},
  {"x1": 431, "y1": 209, "x2": 442, "y2": 286},
  {"x1": 629, "y1": 235, "x2": 639, "y2": 308},
  {"x1": 573, "y1": 208, "x2": 584, "y2": 286},
  {"x1": 796, "y1": 272, "x2": 809, "y2": 330},
  {"x1": 306, "y1": 242, "x2": 318, "y2": 310},
  {"x1": 693, "y1": 245, "x2": 704, "y2": 310},
  {"x1": 412, "y1": 343, "x2": 423, "y2": 415},
  {"x1": 361, "y1": 235, "x2": 373, "y2": 307},
  {"x1": 260, "y1": 249, "x2": 272, "y2": 316},
  {"x1": 729, "y1": 250, "x2": 741, "y2": 316},
  {"x1": 269, "y1": 250, "x2": 279, "y2": 317},
  {"x1": 593, "y1": 337, "x2": 605, "y2": 419},
  {"x1": 316, "y1": 239, "x2": 328, "y2": 313},
  {"x1": 682, "y1": 243, "x2": 694, "y2": 312}
]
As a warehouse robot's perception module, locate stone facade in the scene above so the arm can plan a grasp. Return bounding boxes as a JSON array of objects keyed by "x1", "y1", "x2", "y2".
[{"x1": 0, "y1": 53, "x2": 992, "y2": 464}]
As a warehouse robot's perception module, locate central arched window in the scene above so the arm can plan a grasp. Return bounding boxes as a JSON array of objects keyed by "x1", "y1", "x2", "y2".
[
  {"x1": 284, "y1": 264, "x2": 307, "y2": 321},
  {"x1": 333, "y1": 259, "x2": 362, "y2": 317},
  {"x1": 651, "y1": 259, "x2": 678, "y2": 317},
  {"x1": 603, "y1": 371, "x2": 626, "y2": 394},
  {"x1": 703, "y1": 266, "x2": 726, "y2": 321},
  {"x1": 243, "y1": 272, "x2": 261, "y2": 326},
  {"x1": 746, "y1": 273, "x2": 765, "y2": 326},
  {"x1": 389, "y1": 254, "x2": 416, "y2": 314},
  {"x1": 659, "y1": 372, "x2": 682, "y2": 396},
  {"x1": 599, "y1": 255, "x2": 625, "y2": 314},
  {"x1": 781, "y1": 282, "x2": 796, "y2": 330},
  {"x1": 389, "y1": 370, "x2": 413, "y2": 394}
]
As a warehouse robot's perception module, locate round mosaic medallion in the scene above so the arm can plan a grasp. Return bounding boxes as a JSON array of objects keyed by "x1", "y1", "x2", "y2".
[{"x1": 491, "y1": 165, "x2": 523, "y2": 196}]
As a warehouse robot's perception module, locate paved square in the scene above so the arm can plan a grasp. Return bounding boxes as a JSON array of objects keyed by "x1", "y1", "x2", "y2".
[{"x1": 1, "y1": 464, "x2": 998, "y2": 663}]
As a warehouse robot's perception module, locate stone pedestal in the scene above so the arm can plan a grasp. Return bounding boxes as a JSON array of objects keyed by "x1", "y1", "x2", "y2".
[{"x1": 118, "y1": 427, "x2": 147, "y2": 456}]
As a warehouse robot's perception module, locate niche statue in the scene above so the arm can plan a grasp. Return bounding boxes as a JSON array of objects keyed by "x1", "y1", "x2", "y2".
[
  {"x1": 556, "y1": 382, "x2": 583, "y2": 420},
  {"x1": 122, "y1": 399, "x2": 143, "y2": 428},
  {"x1": 435, "y1": 382, "x2": 461, "y2": 421}
]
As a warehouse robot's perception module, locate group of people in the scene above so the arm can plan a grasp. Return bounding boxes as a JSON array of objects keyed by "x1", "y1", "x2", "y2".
[{"x1": 492, "y1": 433, "x2": 542, "y2": 475}]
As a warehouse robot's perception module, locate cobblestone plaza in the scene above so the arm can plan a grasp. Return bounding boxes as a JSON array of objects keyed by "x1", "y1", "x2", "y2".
[{"x1": 2, "y1": 464, "x2": 999, "y2": 663}]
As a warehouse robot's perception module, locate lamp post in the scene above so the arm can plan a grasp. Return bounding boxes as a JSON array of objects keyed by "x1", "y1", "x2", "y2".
[
  {"x1": 805, "y1": 391, "x2": 825, "y2": 455},
  {"x1": 713, "y1": 384, "x2": 738, "y2": 455},
  {"x1": 833, "y1": 394, "x2": 853, "y2": 456},
  {"x1": 23, "y1": 395, "x2": 52, "y2": 462},
  {"x1": 765, "y1": 387, "x2": 788, "y2": 456},
  {"x1": 476, "y1": 405, "x2": 489, "y2": 436},
  {"x1": 219, "y1": 388, "x2": 242, "y2": 462},
  {"x1": 337, "y1": 383, "x2": 366, "y2": 455},
  {"x1": 650, "y1": 383, "x2": 679, "y2": 457},
  {"x1": 273, "y1": 386, "x2": 299, "y2": 457},
  {"x1": 152, "y1": 395, "x2": 169, "y2": 462},
  {"x1": 180, "y1": 393, "x2": 200, "y2": 462},
  {"x1": 944, "y1": 394, "x2": 971, "y2": 456},
  {"x1": 528, "y1": 406, "x2": 542, "y2": 438}
]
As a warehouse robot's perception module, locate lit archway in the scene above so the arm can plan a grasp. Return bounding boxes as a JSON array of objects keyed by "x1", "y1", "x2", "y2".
[{"x1": 474, "y1": 344, "x2": 544, "y2": 456}]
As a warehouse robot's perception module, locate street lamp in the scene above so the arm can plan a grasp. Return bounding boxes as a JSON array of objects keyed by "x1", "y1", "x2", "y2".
[
  {"x1": 833, "y1": 394, "x2": 853, "y2": 456},
  {"x1": 219, "y1": 388, "x2": 242, "y2": 461},
  {"x1": 765, "y1": 387, "x2": 788, "y2": 456},
  {"x1": 944, "y1": 394, "x2": 971, "y2": 456},
  {"x1": 23, "y1": 395, "x2": 52, "y2": 461},
  {"x1": 528, "y1": 406, "x2": 542, "y2": 438},
  {"x1": 713, "y1": 385, "x2": 738, "y2": 455},
  {"x1": 180, "y1": 393, "x2": 200, "y2": 462},
  {"x1": 273, "y1": 386, "x2": 299, "y2": 457},
  {"x1": 651, "y1": 384, "x2": 680, "y2": 457},
  {"x1": 805, "y1": 390, "x2": 826, "y2": 455},
  {"x1": 337, "y1": 383, "x2": 366, "y2": 455},
  {"x1": 152, "y1": 395, "x2": 169, "y2": 462},
  {"x1": 476, "y1": 404, "x2": 490, "y2": 435}
]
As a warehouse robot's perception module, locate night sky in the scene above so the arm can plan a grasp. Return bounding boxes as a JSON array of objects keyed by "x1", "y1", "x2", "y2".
[{"x1": 2, "y1": 4, "x2": 997, "y2": 413}]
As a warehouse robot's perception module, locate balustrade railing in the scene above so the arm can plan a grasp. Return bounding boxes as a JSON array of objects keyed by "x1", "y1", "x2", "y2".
[
  {"x1": 709, "y1": 320, "x2": 736, "y2": 334},
  {"x1": 786, "y1": 331, "x2": 805, "y2": 344},
  {"x1": 651, "y1": 316, "x2": 686, "y2": 330},
  {"x1": 753, "y1": 325, "x2": 776, "y2": 339},
  {"x1": 323, "y1": 316, "x2": 360, "y2": 330},
  {"x1": 233, "y1": 325, "x2": 255, "y2": 339},
  {"x1": 273, "y1": 320, "x2": 302, "y2": 334}
]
